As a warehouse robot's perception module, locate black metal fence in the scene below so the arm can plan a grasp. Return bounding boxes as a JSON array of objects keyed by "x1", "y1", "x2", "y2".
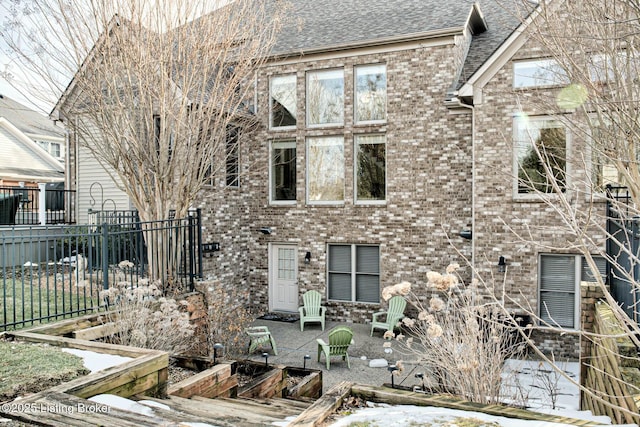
[
  {"x1": 605, "y1": 185, "x2": 640, "y2": 325},
  {"x1": 1, "y1": 210, "x2": 202, "y2": 331},
  {"x1": 0, "y1": 185, "x2": 76, "y2": 225}
]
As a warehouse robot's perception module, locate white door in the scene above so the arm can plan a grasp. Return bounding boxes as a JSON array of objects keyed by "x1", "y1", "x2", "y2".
[{"x1": 270, "y1": 244, "x2": 298, "y2": 312}]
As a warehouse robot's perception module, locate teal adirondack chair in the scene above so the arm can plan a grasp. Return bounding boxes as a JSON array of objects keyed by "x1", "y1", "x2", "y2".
[
  {"x1": 245, "y1": 326, "x2": 278, "y2": 355},
  {"x1": 298, "y1": 290, "x2": 326, "y2": 331},
  {"x1": 316, "y1": 326, "x2": 353, "y2": 370},
  {"x1": 370, "y1": 295, "x2": 407, "y2": 336}
]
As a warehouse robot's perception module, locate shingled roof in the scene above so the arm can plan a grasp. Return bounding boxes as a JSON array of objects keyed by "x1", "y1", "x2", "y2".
[
  {"x1": 0, "y1": 94, "x2": 64, "y2": 138},
  {"x1": 267, "y1": 0, "x2": 525, "y2": 88}
]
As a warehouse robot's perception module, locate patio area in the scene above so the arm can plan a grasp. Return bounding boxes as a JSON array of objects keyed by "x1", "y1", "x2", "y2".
[{"x1": 244, "y1": 318, "x2": 421, "y2": 393}]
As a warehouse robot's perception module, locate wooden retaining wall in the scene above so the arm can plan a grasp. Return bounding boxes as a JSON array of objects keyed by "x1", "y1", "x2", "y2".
[{"x1": 581, "y1": 302, "x2": 640, "y2": 425}]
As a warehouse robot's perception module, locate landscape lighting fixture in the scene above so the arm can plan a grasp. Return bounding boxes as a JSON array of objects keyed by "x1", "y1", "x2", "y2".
[
  {"x1": 213, "y1": 343, "x2": 224, "y2": 364},
  {"x1": 262, "y1": 352, "x2": 269, "y2": 367},
  {"x1": 303, "y1": 354, "x2": 311, "y2": 370}
]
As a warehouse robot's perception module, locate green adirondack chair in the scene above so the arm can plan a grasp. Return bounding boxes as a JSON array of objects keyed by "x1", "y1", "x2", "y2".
[
  {"x1": 298, "y1": 290, "x2": 326, "y2": 331},
  {"x1": 316, "y1": 326, "x2": 353, "y2": 370},
  {"x1": 245, "y1": 326, "x2": 278, "y2": 355},
  {"x1": 370, "y1": 295, "x2": 407, "y2": 336}
]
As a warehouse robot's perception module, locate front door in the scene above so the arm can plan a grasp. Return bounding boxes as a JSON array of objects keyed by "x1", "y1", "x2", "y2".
[{"x1": 269, "y1": 244, "x2": 298, "y2": 312}]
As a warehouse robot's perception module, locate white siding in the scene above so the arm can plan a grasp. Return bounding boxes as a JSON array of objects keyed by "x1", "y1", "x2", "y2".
[
  {"x1": 0, "y1": 127, "x2": 63, "y2": 173},
  {"x1": 77, "y1": 145, "x2": 131, "y2": 225}
]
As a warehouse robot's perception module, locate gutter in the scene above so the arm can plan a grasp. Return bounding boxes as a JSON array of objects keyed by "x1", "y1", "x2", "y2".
[{"x1": 267, "y1": 26, "x2": 465, "y2": 61}]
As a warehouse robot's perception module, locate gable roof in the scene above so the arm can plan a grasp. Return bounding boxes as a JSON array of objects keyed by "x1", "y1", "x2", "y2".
[
  {"x1": 0, "y1": 117, "x2": 64, "y2": 182},
  {"x1": 0, "y1": 94, "x2": 64, "y2": 139}
]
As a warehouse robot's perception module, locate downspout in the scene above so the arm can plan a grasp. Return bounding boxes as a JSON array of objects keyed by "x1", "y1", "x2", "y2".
[{"x1": 447, "y1": 96, "x2": 475, "y2": 277}]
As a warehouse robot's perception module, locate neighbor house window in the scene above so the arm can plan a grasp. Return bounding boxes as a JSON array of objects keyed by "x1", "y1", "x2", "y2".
[
  {"x1": 270, "y1": 74, "x2": 296, "y2": 128},
  {"x1": 539, "y1": 254, "x2": 606, "y2": 329},
  {"x1": 513, "y1": 59, "x2": 569, "y2": 88},
  {"x1": 226, "y1": 126, "x2": 239, "y2": 187},
  {"x1": 514, "y1": 116, "x2": 567, "y2": 194},
  {"x1": 306, "y1": 136, "x2": 344, "y2": 203},
  {"x1": 270, "y1": 140, "x2": 296, "y2": 202},
  {"x1": 355, "y1": 134, "x2": 386, "y2": 202},
  {"x1": 328, "y1": 244, "x2": 380, "y2": 303},
  {"x1": 307, "y1": 69, "x2": 344, "y2": 126},
  {"x1": 355, "y1": 64, "x2": 386, "y2": 123}
]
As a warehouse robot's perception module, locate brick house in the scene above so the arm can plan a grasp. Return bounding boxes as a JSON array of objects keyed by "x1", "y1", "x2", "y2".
[{"x1": 57, "y1": 0, "x2": 609, "y2": 357}]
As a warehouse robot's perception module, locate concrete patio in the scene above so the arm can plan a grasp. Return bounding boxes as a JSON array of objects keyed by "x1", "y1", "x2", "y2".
[{"x1": 244, "y1": 318, "x2": 424, "y2": 393}]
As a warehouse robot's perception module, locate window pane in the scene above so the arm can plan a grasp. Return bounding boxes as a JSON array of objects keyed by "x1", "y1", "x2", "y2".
[
  {"x1": 329, "y1": 245, "x2": 351, "y2": 272},
  {"x1": 540, "y1": 255, "x2": 575, "y2": 328},
  {"x1": 581, "y1": 256, "x2": 607, "y2": 282},
  {"x1": 226, "y1": 126, "x2": 239, "y2": 187},
  {"x1": 515, "y1": 117, "x2": 566, "y2": 194},
  {"x1": 271, "y1": 141, "x2": 296, "y2": 201},
  {"x1": 307, "y1": 69, "x2": 344, "y2": 126},
  {"x1": 355, "y1": 64, "x2": 386, "y2": 122},
  {"x1": 270, "y1": 75, "x2": 296, "y2": 128},
  {"x1": 513, "y1": 59, "x2": 569, "y2": 88},
  {"x1": 356, "y1": 246, "x2": 379, "y2": 274},
  {"x1": 356, "y1": 135, "x2": 386, "y2": 201},
  {"x1": 591, "y1": 122, "x2": 627, "y2": 191},
  {"x1": 540, "y1": 291, "x2": 575, "y2": 328},
  {"x1": 356, "y1": 275, "x2": 379, "y2": 303},
  {"x1": 329, "y1": 273, "x2": 352, "y2": 300},
  {"x1": 307, "y1": 136, "x2": 344, "y2": 202}
]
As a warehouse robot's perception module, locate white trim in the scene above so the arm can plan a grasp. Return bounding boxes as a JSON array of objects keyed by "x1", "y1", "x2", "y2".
[
  {"x1": 0, "y1": 117, "x2": 65, "y2": 171},
  {"x1": 458, "y1": 0, "x2": 562, "y2": 102}
]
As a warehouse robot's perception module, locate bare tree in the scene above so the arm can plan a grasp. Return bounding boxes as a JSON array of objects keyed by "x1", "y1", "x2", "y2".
[
  {"x1": 1, "y1": 0, "x2": 286, "y2": 282},
  {"x1": 491, "y1": 0, "x2": 640, "y2": 421}
]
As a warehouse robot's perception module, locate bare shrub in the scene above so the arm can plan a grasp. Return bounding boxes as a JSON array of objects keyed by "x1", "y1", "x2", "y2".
[
  {"x1": 99, "y1": 275, "x2": 196, "y2": 354},
  {"x1": 384, "y1": 265, "x2": 526, "y2": 404},
  {"x1": 199, "y1": 280, "x2": 255, "y2": 358}
]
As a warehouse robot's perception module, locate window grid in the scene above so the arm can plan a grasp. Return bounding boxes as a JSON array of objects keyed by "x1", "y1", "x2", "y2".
[{"x1": 328, "y1": 244, "x2": 380, "y2": 303}]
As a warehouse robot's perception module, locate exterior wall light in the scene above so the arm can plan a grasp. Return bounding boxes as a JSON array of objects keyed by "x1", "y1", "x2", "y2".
[
  {"x1": 498, "y1": 256, "x2": 507, "y2": 273},
  {"x1": 304, "y1": 251, "x2": 311, "y2": 264}
]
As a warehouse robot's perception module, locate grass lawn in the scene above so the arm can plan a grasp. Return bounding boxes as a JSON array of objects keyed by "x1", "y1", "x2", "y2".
[
  {"x1": 0, "y1": 340, "x2": 90, "y2": 401},
  {"x1": 1, "y1": 276, "x2": 100, "y2": 331}
]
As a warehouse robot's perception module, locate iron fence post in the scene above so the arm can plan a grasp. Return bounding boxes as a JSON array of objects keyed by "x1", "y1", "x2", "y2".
[
  {"x1": 101, "y1": 223, "x2": 109, "y2": 290},
  {"x1": 197, "y1": 208, "x2": 203, "y2": 281}
]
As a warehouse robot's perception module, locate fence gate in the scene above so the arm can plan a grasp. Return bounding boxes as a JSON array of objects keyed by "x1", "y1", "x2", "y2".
[{"x1": 606, "y1": 186, "x2": 640, "y2": 324}]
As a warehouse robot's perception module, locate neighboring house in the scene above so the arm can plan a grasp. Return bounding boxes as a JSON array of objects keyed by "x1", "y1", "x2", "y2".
[
  {"x1": 0, "y1": 95, "x2": 64, "y2": 186},
  {"x1": 56, "y1": 0, "x2": 611, "y2": 357}
]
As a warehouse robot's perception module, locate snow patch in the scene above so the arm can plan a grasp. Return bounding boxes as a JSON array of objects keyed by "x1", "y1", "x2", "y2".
[{"x1": 61, "y1": 348, "x2": 133, "y2": 373}]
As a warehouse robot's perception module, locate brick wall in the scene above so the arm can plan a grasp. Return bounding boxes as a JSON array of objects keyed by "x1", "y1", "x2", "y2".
[
  {"x1": 197, "y1": 39, "x2": 473, "y2": 321},
  {"x1": 472, "y1": 33, "x2": 608, "y2": 357}
]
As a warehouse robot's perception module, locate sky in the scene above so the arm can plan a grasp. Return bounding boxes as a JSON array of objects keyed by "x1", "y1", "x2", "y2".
[{"x1": 0, "y1": 0, "x2": 232, "y2": 117}]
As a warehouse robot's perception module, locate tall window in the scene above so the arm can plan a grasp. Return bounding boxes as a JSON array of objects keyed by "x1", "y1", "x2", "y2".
[
  {"x1": 514, "y1": 116, "x2": 567, "y2": 194},
  {"x1": 513, "y1": 59, "x2": 569, "y2": 88},
  {"x1": 355, "y1": 64, "x2": 386, "y2": 123},
  {"x1": 328, "y1": 244, "x2": 380, "y2": 303},
  {"x1": 226, "y1": 126, "x2": 239, "y2": 187},
  {"x1": 355, "y1": 134, "x2": 386, "y2": 202},
  {"x1": 270, "y1": 140, "x2": 296, "y2": 202},
  {"x1": 270, "y1": 75, "x2": 296, "y2": 128},
  {"x1": 539, "y1": 254, "x2": 606, "y2": 329},
  {"x1": 307, "y1": 69, "x2": 344, "y2": 126},
  {"x1": 307, "y1": 136, "x2": 344, "y2": 203}
]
